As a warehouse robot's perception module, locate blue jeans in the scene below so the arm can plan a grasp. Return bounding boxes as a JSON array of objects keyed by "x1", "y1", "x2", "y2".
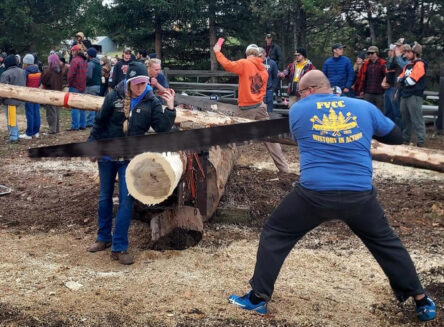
[
  {"x1": 264, "y1": 90, "x2": 274, "y2": 113},
  {"x1": 384, "y1": 87, "x2": 402, "y2": 128},
  {"x1": 85, "y1": 85, "x2": 100, "y2": 126},
  {"x1": 97, "y1": 160, "x2": 133, "y2": 252},
  {"x1": 4, "y1": 105, "x2": 18, "y2": 141},
  {"x1": 25, "y1": 102, "x2": 41, "y2": 136},
  {"x1": 69, "y1": 87, "x2": 86, "y2": 129}
]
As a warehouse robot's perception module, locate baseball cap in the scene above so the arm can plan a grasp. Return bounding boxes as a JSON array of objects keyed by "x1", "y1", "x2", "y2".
[
  {"x1": 71, "y1": 45, "x2": 81, "y2": 51},
  {"x1": 76, "y1": 32, "x2": 84, "y2": 38},
  {"x1": 367, "y1": 46, "x2": 379, "y2": 53},
  {"x1": 265, "y1": 34, "x2": 272, "y2": 38},
  {"x1": 332, "y1": 43, "x2": 346, "y2": 50},
  {"x1": 123, "y1": 48, "x2": 132, "y2": 54},
  {"x1": 395, "y1": 38, "x2": 405, "y2": 46},
  {"x1": 126, "y1": 62, "x2": 149, "y2": 85}
]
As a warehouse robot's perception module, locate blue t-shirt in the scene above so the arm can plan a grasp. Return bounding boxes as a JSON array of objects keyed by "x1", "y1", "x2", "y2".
[{"x1": 289, "y1": 93, "x2": 394, "y2": 191}]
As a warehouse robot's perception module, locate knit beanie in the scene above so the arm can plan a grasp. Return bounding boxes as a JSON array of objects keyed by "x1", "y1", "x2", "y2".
[
  {"x1": 4, "y1": 54, "x2": 18, "y2": 69},
  {"x1": 295, "y1": 47, "x2": 307, "y2": 58},
  {"x1": 125, "y1": 62, "x2": 149, "y2": 84},
  {"x1": 86, "y1": 47, "x2": 97, "y2": 58},
  {"x1": 23, "y1": 53, "x2": 35, "y2": 65}
]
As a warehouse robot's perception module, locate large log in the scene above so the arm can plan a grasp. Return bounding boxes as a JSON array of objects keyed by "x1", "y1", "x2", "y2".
[
  {"x1": 126, "y1": 152, "x2": 185, "y2": 205},
  {"x1": 371, "y1": 141, "x2": 444, "y2": 173},
  {"x1": 131, "y1": 145, "x2": 239, "y2": 250},
  {"x1": 0, "y1": 83, "x2": 250, "y2": 128}
]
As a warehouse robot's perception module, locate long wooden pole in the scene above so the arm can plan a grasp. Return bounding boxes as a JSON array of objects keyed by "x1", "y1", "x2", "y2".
[{"x1": 0, "y1": 83, "x2": 250, "y2": 127}]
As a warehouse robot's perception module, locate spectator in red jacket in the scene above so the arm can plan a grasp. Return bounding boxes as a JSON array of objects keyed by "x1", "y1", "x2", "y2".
[
  {"x1": 354, "y1": 46, "x2": 386, "y2": 111},
  {"x1": 67, "y1": 45, "x2": 88, "y2": 131}
]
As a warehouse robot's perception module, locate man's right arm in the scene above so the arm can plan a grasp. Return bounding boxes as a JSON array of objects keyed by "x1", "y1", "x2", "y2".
[{"x1": 215, "y1": 52, "x2": 244, "y2": 75}]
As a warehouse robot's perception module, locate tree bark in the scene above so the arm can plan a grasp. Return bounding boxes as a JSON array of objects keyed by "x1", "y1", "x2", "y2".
[
  {"x1": 155, "y1": 17, "x2": 162, "y2": 59},
  {"x1": 0, "y1": 84, "x2": 251, "y2": 127},
  {"x1": 208, "y1": 1, "x2": 218, "y2": 82}
]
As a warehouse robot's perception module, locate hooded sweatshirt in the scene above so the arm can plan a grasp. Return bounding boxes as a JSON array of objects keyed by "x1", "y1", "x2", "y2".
[
  {"x1": 216, "y1": 52, "x2": 268, "y2": 107},
  {"x1": 25, "y1": 65, "x2": 42, "y2": 88},
  {"x1": 0, "y1": 55, "x2": 26, "y2": 106},
  {"x1": 87, "y1": 57, "x2": 102, "y2": 86}
]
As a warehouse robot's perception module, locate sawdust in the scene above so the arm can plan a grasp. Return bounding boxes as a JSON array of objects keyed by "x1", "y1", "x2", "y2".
[{"x1": 0, "y1": 109, "x2": 443, "y2": 326}]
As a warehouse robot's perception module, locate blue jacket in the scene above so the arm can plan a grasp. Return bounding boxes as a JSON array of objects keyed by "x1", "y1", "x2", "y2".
[
  {"x1": 263, "y1": 57, "x2": 279, "y2": 91},
  {"x1": 322, "y1": 56, "x2": 354, "y2": 90}
]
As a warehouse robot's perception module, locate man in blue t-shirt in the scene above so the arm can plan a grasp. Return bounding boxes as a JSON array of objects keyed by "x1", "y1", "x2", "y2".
[{"x1": 227, "y1": 70, "x2": 436, "y2": 322}]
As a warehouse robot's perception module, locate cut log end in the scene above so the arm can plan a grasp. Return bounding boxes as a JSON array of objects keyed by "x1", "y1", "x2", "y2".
[{"x1": 126, "y1": 152, "x2": 184, "y2": 205}]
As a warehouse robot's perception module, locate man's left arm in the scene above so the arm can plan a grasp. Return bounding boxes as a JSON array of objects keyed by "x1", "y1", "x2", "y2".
[
  {"x1": 371, "y1": 106, "x2": 402, "y2": 145},
  {"x1": 405, "y1": 61, "x2": 425, "y2": 86},
  {"x1": 345, "y1": 58, "x2": 354, "y2": 90}
]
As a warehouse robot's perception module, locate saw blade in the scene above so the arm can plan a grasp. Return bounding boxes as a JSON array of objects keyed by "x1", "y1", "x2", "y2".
[{"x1": 28, "y1": 118, "x2": 290, "y2": 158}]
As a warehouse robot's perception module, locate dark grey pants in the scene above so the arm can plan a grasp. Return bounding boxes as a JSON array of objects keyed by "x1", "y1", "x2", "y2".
[
  {"x1": 364, "y1": 93, "x2": 384, "y2": 111},
  {"x1": 45, "y1": 105, "x2": 60, "y2": 134},
  {"x1": 400, "y1": 95, "x2": 425, "y2": 145},
  {"x1": 250, "y1": 185, "x2": 424, "y2": 302}
]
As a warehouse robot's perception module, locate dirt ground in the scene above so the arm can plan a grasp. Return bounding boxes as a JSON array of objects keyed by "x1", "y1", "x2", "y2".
[{"x1": 0, "y1": 108, "x2": 443, "y2": 327}]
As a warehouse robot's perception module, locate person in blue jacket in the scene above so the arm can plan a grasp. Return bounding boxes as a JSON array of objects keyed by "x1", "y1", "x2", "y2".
[
  {"x1": 259, "y1": 47, "x2": 279, "y2": 113},
  {"x1": 227, "y1": 70, "x2": 436, "y2": 323},
  {"x1": 322, "y1": 43, "x2": 354, "y2": 96}
]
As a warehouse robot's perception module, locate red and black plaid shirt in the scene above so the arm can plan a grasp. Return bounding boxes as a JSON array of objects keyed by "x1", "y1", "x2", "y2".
[{"x1": 68, "y1": 55, "x2": 87, "y2": 92}]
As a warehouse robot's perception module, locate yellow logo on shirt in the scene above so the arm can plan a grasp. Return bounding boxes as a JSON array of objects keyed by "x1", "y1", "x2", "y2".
[{"x1": 310, "y1": 108, "x2": 362, "y2": 143}]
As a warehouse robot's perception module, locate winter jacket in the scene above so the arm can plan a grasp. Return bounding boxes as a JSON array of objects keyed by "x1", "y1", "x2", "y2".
[
  {"x1": 87, "y1": 57, "x2": 102, "y2": 86},
  {"x1": 110, "y1": 59, "x2": 132, "y2": 88},
  {"x1": 0, "y1": 65, "x2": 26, "y2": 106},
  {"x1": 282, "y1": 59, "x2": 316, "y2": 96},
  {"x1": 263, "y1": 57, "x2": 279, "y2": 91},
  {"x1": 322, "y1": 56, "x2": 354, "y2": 90},
  {"x1": 354, "y1": 58, "x2": 386, "y2": 94},
  {"x1": 398, "y1": 59, "x2": 427, "y2": 98},
  {"x1": 25, "y1": 65, "x2": 41, "y2": 88},
  {"x1": 386, "y1": 57, "x2": 403, "y2": 86},
  {"x1": 216, "y1": 52, "x2": 268, "y2": 107},
  {"x1": 68, "y1": 54, "x2": 88, "y2": 92},
  {"x1": 264, "y1": 43, "x2": 283, "y2": 69},
  {"x1": 88, "y1": 80, "x2": 176, "y2": 142},
  {"x1": 41, "y1": 65, "x2": 65, "y2": 91}
]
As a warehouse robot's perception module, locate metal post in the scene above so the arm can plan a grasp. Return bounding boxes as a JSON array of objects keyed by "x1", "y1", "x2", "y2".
[{"x1": 437, "y1": 64, "x2": 444, "y2": 133}]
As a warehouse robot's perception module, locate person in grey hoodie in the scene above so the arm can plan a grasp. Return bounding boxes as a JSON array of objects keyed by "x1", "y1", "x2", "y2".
[
  {"x1": 0, "y1": 54, "x2": 26, "y2": 142},
  {"x1": 85, "y1": 47, "x2": 102, "y2": 127}
]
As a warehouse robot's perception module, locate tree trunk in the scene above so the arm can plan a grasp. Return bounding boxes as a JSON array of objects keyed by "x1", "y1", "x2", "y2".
[
  {"x1": 209, "y1": 2, "x2": 218, "y2": 83},
  {"x1": 126, "y1": 152, "x2": 185, "y2": 205},
  {"x1": 0, "y1": 84, "x2": 251, "y2": 127},
  {"x1": 155, "y1": 17, "x2": 162, "y2": 59},
  {"x1": 371, "y1": 140, "x2": 444, "y2": 173},
  {"x1": 133, "y1": 145, "x2": 239, "y2": 250},
  {"x1": 386, "y1": 15, "x2": 392, "y2": 46}
]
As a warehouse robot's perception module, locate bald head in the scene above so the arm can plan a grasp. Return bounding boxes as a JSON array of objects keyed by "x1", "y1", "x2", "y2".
[{"x1": 298, "y1": 70, "x2": 331, "y2": 95}]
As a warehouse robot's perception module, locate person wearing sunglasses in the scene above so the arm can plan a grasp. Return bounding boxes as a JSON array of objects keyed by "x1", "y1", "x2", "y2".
[
  {"x1": 227, "y1": 70, "x2": 435, "y2": 323},
  {"x1": 278, "y1": 47, "x2": 315, "y2": 106},
  {"x1": 354, "y1": 46, "x2": 386, "y2": 111}
]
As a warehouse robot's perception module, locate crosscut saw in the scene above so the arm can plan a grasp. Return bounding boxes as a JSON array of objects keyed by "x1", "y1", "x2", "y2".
[{"x1": 28, "y1": 118, "x2": 291, "y2": 158}]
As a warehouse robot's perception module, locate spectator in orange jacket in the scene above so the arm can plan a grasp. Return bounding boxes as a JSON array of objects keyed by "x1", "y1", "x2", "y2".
[
  {"x1": 213, "y1": 42, "x2": 289, "y2": 175},
  {"x1": 397, "y1": 42, "x2": 427, "y2": 147}
]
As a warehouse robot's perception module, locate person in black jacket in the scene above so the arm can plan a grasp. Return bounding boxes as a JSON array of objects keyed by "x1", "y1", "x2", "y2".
[
  {"x1": 110, "y1": 48, "x2": 133, "y2": 89},
  {"x1": 88, "y1": 62, "x2": 176, "y2": 265},
  {"x1": 264, "y1": 34, "x2": 283, "y2": 70}
]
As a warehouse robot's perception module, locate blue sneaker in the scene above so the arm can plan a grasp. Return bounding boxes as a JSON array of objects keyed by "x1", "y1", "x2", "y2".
[
  {"x1": 228, "y1": 291, "x2": 267, "y2": 315},
  {"x1": 416, "y1": 296, "x2": 436, "y2": 321}
]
